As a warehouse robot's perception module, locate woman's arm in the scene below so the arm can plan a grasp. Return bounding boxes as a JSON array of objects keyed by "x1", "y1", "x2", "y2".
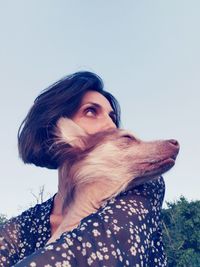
[
  {"x1": 0, "y1": 197, "x2": 53, "y2": 266},
  {"x1": 13, "y1": 177, "x2": 167, "y2": 267},
  {"x1": 0, "y1": 218, "x2": 21, "y2": 267}
]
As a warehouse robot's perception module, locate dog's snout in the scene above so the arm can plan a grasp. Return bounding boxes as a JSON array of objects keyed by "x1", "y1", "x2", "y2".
[{"x1": 168, "y1": 139, "x2": 179, "y2": 148}]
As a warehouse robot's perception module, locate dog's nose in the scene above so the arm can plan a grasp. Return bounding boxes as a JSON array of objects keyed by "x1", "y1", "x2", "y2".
[{"x1": 168, "y1": 139, "x2": 179, "y2": 147}]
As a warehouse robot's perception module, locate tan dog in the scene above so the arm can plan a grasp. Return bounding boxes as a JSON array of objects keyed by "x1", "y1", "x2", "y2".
[{"x1": 47, "y1": 118, "x2": 179, "y2": 243}]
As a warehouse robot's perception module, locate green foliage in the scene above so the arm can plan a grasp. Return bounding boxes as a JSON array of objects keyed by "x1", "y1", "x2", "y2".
[
  {"x1": 162, "y1": 196, "x2": 200, "y2": 267},
  {"x1": 0, "y1": 214, "x2": 7, "y2": 226}
]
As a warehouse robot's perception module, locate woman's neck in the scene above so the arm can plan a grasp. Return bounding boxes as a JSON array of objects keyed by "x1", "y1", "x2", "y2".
[{"x1": 51, "y1": 168, "x2": 68, "y2": 215}]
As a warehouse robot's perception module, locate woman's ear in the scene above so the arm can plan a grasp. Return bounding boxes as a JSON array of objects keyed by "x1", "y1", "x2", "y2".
[{"x1": 56, "y1": 117, "x2": 86, "y2": 149}]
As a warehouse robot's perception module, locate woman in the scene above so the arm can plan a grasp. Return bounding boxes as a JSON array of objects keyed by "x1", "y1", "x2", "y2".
[{"x1": 0, "y1": 71, "x2": 167, "y2": 266}]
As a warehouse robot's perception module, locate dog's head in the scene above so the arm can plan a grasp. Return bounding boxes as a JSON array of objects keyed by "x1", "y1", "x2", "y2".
[{"x1": 53, "y1": 117, "x2": 180, "y2": 206}]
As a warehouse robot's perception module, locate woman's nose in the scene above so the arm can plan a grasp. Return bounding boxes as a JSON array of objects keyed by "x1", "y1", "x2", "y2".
[{"x1": 101, "y1": 115, "x2": 116, "y2": 130}]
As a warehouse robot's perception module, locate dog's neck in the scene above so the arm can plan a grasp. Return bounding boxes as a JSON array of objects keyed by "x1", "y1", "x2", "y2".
[
  {"x1": 57, "y1": 168, "x2": 111, "y2": 216},
  {"x1": 47, "y1": 183, "x2": 106, "y2": 244},
  {"x1": 63, "y1": 182, "x2": 108, "y2": 225},
  {"x1": 47, "y1": 168, "x2": 132, "y2": 244}
]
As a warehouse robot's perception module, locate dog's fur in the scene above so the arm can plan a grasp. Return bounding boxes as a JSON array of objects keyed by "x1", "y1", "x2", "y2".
[{"x1": 47, "y1": 118, "x2": 179, "y2": 243}]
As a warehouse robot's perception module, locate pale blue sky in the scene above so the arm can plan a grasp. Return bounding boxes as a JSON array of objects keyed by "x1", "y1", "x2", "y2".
[{"x1": 0, "y1": 1, "x2": 199, "y2": 217}]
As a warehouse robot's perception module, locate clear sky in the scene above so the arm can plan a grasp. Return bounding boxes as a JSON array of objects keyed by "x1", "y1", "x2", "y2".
[{"x1": 0, "y1": 1, "x2": 199, "y2": 218}]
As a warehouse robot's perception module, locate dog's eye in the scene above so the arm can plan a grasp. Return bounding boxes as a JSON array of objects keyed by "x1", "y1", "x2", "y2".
[{"x1": 122, "y1": 135, "x2": 135, "y2": 141}]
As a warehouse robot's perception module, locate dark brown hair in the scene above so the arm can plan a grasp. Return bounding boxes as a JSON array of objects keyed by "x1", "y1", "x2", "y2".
[{"x1": 18, "y1": 71, "x2": 121, "y2": 169}]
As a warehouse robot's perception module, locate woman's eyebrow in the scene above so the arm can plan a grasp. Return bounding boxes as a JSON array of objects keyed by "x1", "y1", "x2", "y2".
[{"x1": 81, "y1": 102, "x2": 100, "y2": 108}]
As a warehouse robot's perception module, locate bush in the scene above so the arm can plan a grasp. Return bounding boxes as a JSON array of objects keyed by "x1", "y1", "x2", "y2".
[
  {"x1": 162, "y1": 196, "x2": 200, "y2": 267},
  {"x1": 0, "y1": 214, "x2": 7, "y2": 226}
]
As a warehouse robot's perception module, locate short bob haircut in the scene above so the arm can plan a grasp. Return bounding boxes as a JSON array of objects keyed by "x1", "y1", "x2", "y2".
[{"x1": 18, "y1": 71, "x2": 121, "y2": 169}]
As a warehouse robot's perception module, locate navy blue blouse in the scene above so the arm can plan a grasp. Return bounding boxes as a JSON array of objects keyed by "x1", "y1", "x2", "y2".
[{"x1": 0, "y1": 177, "x2": 167, "y2": 267}]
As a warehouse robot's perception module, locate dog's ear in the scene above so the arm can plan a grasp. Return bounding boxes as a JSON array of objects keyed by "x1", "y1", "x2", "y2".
[{"x1": 56, "y1": 117, "x2": 87, "y2": 149}]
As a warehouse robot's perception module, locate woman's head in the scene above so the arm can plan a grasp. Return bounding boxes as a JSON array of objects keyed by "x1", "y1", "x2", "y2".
[
  {"x1": 18, "y1": 71, "x2": 121, "y2": 169},
  {"x1": 70, "y1": 90, "x2": 117, "y2": 134}
]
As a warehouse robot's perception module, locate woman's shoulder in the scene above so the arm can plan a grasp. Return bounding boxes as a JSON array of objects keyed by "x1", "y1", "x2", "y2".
[
  {"x1": 1, "y1": 197, "x2": 53, "y2": 237},
  {"x1": 0, "y1": 196, "x2": 55, "y2": 266},
  {"x1": 128, "y1": 176, "x2": 165, "y2": 208},
  {"x1": 19, "y1": 195, "x2": 55, "y2": 221},
  {"x1": 130, "y1": 175, "x2": 165, "y2": 193},
  {"x1": 98, "y1": 177, "x2": 165, "y2": 223},
  {"x1": 7, "y1": 195, "x2": 54, "y2": 225}
]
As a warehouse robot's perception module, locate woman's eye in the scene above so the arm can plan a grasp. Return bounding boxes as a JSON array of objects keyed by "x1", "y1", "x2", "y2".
[{"x1": 84, "y1": 107, "x2": 97, "y2": 116}]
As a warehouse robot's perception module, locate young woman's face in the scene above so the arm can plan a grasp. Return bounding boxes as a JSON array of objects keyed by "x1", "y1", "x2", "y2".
[{"x1": 71, "y1": 91, "x2": 117, "y2": 134}]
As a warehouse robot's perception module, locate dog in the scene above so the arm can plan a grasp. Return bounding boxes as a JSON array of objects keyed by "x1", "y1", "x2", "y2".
[{"x1": 47, "y1": 117, "x2": 179, "y2": 243}]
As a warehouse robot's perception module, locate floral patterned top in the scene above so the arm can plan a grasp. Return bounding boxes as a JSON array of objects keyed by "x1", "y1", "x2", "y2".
[{"x1": 0, "y1": 177, "x2": 167, "y2": 267}]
